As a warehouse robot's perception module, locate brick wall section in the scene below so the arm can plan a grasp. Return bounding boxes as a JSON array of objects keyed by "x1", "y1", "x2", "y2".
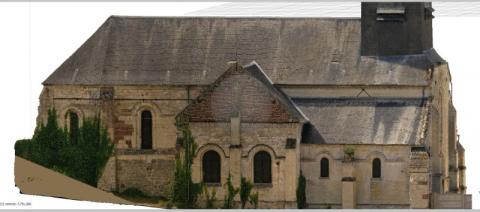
[
  {"x1": 409, "y1": 151, "x2": 429, "y2": 173},
  {"x1": 114, "y1": 120, "x2": 133, "y2": 147},
  {"x1": 113, "y1": 107, "x2": 133, "y2": 147},
  {"x1": 183, "y1": 65, "x2": 297, "y2": 123}
]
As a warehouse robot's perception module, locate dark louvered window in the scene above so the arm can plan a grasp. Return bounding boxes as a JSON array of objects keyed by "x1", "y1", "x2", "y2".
[
  {"x1": 69, "y1": 112, "x2": 79, "y2": 144},
  {"x1": 254, "y1": 151, "x2": 272, "y2": 183},
  {"x1": 320, "y1": 158, "x2": 329, "y2": 178},
  {"x1": 372, "y1": 158, "x2": 381, "y2": 178},
  {"x1": 202, "y1": 150, "x2": 221, "y2": 183},
  {"x1": 141, "y1": 110, "x2": 152, "y2": 149}
]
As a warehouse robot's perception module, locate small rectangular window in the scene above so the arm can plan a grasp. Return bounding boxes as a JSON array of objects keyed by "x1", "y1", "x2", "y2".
[{"x1": 376, "y1": 7, "x2": 405, "y2": 22}]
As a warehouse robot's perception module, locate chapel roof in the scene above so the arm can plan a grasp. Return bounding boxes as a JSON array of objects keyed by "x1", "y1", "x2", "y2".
[
  {"x1": 43, "y1": 16, "x2": 443, "y2": 86},
  {"x1": 177, "y1": 61, "x2": 308, "y2": 123}
]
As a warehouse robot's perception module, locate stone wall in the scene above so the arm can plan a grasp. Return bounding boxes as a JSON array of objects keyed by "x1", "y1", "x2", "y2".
[
  {"x1": 189, "y1": 122, "x2": 302, "y2": 208},
  {"x1": 115, "y1": 149, "x2": 176, "y2": 196},
  {"x1": 409, "y1": 151, "x2": 430, "y2": 209},
  {"x1": 37, "y1": 84, "x2": 205, "y2": 197},
  {"x1": 300, "y1": 144, "x2": 411, "y2": 208},
  {"x1": 432, "y1": 193, "x2": 472, "y2": 209},
  {"x1": 458, "y1": 145, "x2": 466, "y2": 194},
  {"x1": 448, "y1": 102, "x2": 459, "y2": 193},
  {"x1": 429, "y1": 63, "x2": 460, "y2": 194},
  {"x1": 38, "y1": 80, "x2": 302, "y2": 201},
  {"x1": 97, "y1": 156, "x2": 116, "y2": 192},
  {"x1": 36, "y1": 60, "x2": 469, "y2": 207}
]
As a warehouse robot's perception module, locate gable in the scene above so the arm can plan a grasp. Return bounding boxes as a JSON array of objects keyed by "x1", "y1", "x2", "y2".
[{"x1": 180, "y1": 62, "x2": 306, "y2": 123}]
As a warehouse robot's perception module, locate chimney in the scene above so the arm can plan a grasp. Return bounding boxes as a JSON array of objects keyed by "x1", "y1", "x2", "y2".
[{"x1": 361, "y1": 2, "x2": 434, "y2": 56}]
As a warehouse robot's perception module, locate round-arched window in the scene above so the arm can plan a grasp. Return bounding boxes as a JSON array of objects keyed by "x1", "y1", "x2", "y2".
[
  {"x1": 141, "y1": 110, "x2": 153, "y2": 149},
  {"x1": 372, "y1": 158, "x2": 381, "y2": 178},
  {"x1": 202, "y1": 150, "x2": 221, "y2": 183},
  {"x1": 320, "y1": 157, "x2": 329, "y2": 178},
  {"x1": 254, "y1": 151, "x2": 272, "y2": 183},
  {"x1": 68, "y1": 111, "x2": 79, "y2": 144}
]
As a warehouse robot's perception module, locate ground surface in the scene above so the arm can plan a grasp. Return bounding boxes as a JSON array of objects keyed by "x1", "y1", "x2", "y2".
[{"x1": 14, "y1": 156, "x2": 133, "y2": 206}]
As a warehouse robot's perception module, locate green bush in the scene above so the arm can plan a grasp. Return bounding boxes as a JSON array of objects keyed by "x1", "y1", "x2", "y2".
[
  {"x1": 170, "y1": 116, "x2": 203, "y2": 208},
  {"x1": 344, "y1": 146, "x2": 355, "y2": 159},
  {"x1": 14, "y1": 139, "x2": 31, "y2": 158},
  {"x1": 240, "y1": 177, "x2": 253, "y2": 209},
  {"x1": 121, "y1": 188, "x2": 149, "y2": 198},
  {"x1": 14, "y1": 108, "x2": 114, "y2": 187},
  {"x1": 222, "y1": 173, "x2": 239, "y2": 209},
  {"x1": 203, "y1": 186, "x2": 217, "y2": 209},
  {"x1": 249, "y1": 192, "x2": 259, "y2": 209},
  {"x1": 116, "y1": 187, "x2": 166, "y2": 204},
  {"x1": 59, "y1": 114, "x2": 113, "y2": 186},
  {"x1": 296, "y1": 170, "x2": 307, "y2": 209},
  {"x1": 30, "y1": 109, "x2": 68, "y2": 167}
]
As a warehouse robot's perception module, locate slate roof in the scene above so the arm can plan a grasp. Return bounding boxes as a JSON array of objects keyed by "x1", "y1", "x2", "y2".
[
  {"x1": 43, "y1": 16, "x2": 443, "y2": 86},
  {"x1": 297, "y1": 98, "x2": 429, "y2": 145}
]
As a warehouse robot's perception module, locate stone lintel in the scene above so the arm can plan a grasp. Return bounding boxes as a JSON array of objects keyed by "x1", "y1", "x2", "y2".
[{"x1": 341, "y1": 177, "x2": 356, "y2": 182}]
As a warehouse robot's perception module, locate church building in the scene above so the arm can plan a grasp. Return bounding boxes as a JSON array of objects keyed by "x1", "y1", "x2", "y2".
[{"x1": 37, "y1": 2, "x2": 471, "y2": 208}]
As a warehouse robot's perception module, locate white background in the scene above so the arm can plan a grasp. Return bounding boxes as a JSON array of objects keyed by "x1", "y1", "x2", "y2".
[{"x1": 0, "y1": 2, "x2": 478, "y2": 209}]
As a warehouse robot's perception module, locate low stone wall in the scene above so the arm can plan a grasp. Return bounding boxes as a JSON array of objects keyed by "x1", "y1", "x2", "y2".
[
  {"x1": 300, "y1": 144, "x2": 411, "y2": 207},
  {"x1": 432, "y1": 193, "x2": 472, "y2": 209},
  {"x1": 97, "y1": 156, "x2": 117, "y2": 192},
  {"x1": 116, "y1": 156, "x2": 175, "y2": 197},
  {"x1": 356, "y1": 204, "x2": 410, "y2": 209},
  {"x1": 195, "y1": 200, "x2": 296, "y2": 209},
  {"x1": 307, "y1": 203, "x2": 409, "y2": 209},
  {"x1": 307, "y1": 203, "x2": 342, "y2": 209},
  {"x1": 98, "y1": 149, "x2": 176, "y2": 198}
]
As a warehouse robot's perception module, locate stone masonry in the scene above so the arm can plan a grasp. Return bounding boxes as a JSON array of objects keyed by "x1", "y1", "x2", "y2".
[{"x1": 36, "y1": 2, "x2": 470, "y2": 209}]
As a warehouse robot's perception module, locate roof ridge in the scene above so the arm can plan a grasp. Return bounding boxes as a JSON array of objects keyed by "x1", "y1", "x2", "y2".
[
  {"x1": 243, "y1": 61, "x2": 309, "y2": 123},
  {"x1": 108, "y1": 15, "x2": 361, "y2": 20}
]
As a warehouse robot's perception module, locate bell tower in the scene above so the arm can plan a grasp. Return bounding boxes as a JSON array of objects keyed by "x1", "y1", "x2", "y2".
[{"x1": 361, "y1": 2, "x2": 434, "y2": 56}]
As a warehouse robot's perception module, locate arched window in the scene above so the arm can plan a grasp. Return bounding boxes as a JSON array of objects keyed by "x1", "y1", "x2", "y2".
[
  {"x1": 254, "y1": 151, "x2": 272, "y2": 183},
  {"x1": 68, "y1": 112, "x2": 79, "y2": 144},
  {"x1": 372, "y1": 158, "x2": 381, "y2": 178},
  {"x1": 202, "y1": 150, "x2": 221, "y2": 183},
  {"x1": 320, "y1": 157, "x2": 329, "y2": 178},
  {"x1": 141, "y1": 110, "x2": 152, "y2": 149}
]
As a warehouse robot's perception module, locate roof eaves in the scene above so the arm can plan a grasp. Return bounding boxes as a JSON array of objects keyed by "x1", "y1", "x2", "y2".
[{"x1": 423, "y1": 48, "x2": 447, "y2": 66}]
